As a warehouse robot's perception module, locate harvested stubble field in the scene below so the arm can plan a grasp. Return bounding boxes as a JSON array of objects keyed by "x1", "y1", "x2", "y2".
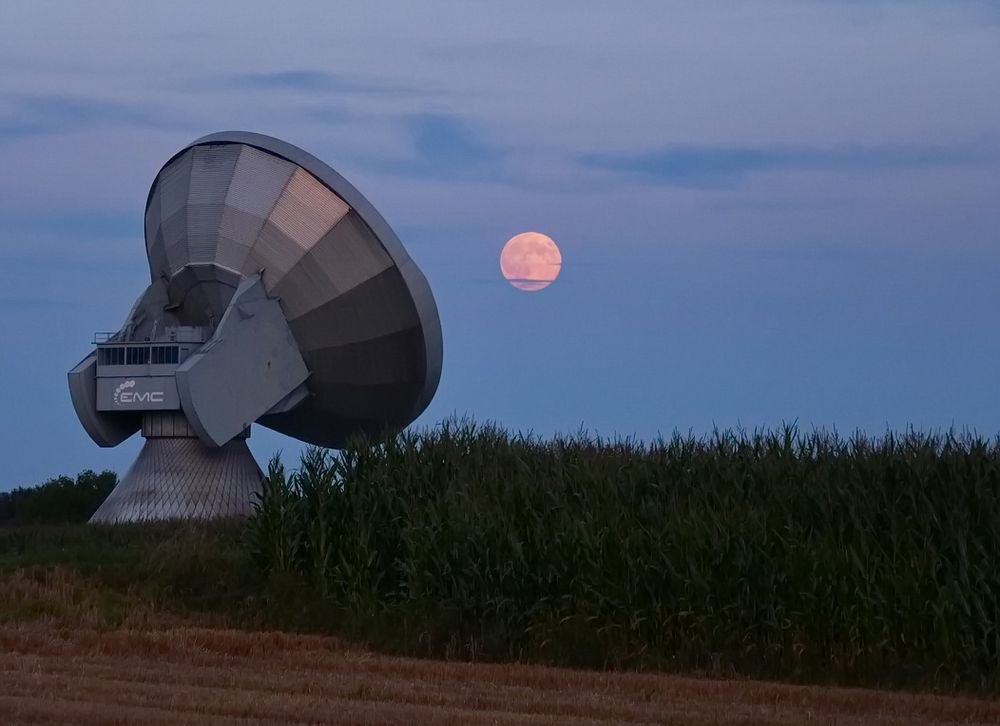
[{"x1": 1, "y1": 624, "x2": 998, "y2": 725}]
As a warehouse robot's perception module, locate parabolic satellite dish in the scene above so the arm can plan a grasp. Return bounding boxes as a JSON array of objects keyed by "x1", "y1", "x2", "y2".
[{"x1": 68, "y1": 132, "x2": 443, "y2": 523}]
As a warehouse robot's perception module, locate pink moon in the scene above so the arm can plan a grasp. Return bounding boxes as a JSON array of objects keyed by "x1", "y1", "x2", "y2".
[{"x1": 500, "y1": 232, "x2": 562, "y2": 291}]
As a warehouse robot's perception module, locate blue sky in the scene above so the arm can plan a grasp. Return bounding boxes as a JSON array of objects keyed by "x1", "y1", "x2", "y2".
[{"x1": 1, "y1": 1, "x2": 999, "y2": 489}]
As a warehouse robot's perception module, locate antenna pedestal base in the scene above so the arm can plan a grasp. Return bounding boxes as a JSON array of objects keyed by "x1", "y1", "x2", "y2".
[{"x1": 89, "y1": 414, "x2": 262, "y2": 524}]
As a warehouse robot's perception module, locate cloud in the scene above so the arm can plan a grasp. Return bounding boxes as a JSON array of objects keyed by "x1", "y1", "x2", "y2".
[
  {"x1": 298, "y1": 103, "x2": 355, "y2": 125},
  {"x1": 408, "y1": 113, "x2": 500, "y2": 171},
  {"x1": 0, "y1": 94, "x2": 188, "y2": 140},
  {"x1": 223, "y1": 69, "x2": 418, "y2": 96},
  {"x1": 358, "y1": 112, "x2": 507, "y2": 180},
  {"x1": 420, "y1": 39, "x2": 570, "y2": 64},
  {"x1": 0, "y1": 209, "x2": 140, "y2": 241},
  {"x1": 583, "y1": 141, "x2": 999, "y2": 188},
  {"x1": 0, "y1": 296, "x2": 74, "y2": 311}
]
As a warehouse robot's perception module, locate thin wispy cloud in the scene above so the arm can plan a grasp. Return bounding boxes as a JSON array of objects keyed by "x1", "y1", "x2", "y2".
[
  {"x1": 409, "y1": 114, "x2": 500, "y2": 171},
  {"x1": 0, "y1": 296, "x2": 74, "y2": 311},
  {"x1": 420, "y1": 39, "x2": 570, "y2": 64},
  {"x1": 222, "y1": 69, "x2": 425, "y2": 96},
  {"x1": 0, "y1": 94, "x2": 188, "y2": 140},
  {"x1": 0, "y1": 209, "x2": 141, "y2": 241},
  {"x1": 299, "y1": 103, "x2": 354, "y2": 125},
  {"x1": 584, "y1": 141, "x2": 1000, "y2": 188},
  {"x1": 358, "y1": 112, "x2": 508, "y2": 181}
]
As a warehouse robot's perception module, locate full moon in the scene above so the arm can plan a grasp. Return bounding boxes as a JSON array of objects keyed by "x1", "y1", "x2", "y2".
[{"x1": 500, "y1": 232, "x2": 562, "y2": 291}]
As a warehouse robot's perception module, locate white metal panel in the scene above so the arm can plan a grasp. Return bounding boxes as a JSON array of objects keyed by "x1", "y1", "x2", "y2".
[
  {"x1": 225, "y1": 144, "x2": 295, "y2": 215},
  {"x1": 269, "y1": 167, "x2": 349, "y2": 251},
  {"x1": 285, "y1": 268, "x2": 419, "y2": 351},
  {"x1": 187, "y1": 145, "x2": 240, "y2": 263}
]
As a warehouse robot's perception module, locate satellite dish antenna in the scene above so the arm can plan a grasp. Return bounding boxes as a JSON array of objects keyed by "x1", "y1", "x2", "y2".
[{"x1": 68, "y1": 132, "x2": 443, "y2": 523}]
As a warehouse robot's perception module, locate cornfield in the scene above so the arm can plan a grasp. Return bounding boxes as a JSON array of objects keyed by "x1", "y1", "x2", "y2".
[{"x1": 246, "y1": 420, "x2": 1000, "y2": 689}]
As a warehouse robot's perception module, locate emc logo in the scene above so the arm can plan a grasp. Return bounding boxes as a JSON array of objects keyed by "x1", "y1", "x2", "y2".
[{"x1": 113, "y1": 379, "x2": 165, "y2": 406}]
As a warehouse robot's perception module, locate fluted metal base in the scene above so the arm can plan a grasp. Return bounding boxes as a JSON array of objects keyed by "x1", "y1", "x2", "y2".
[{"x1": 90, "y1": 436, "x2": 263, "y2": 524}]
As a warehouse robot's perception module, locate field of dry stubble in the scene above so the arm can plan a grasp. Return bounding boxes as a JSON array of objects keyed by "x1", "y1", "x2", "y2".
[{"x1": 0, "y1": 625, "x2": 998, "y2": 725}]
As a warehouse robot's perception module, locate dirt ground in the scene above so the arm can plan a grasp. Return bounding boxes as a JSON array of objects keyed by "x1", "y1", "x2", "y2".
[{"x1": 0, "y1": 625, "x2": 997, "y2": 725}]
